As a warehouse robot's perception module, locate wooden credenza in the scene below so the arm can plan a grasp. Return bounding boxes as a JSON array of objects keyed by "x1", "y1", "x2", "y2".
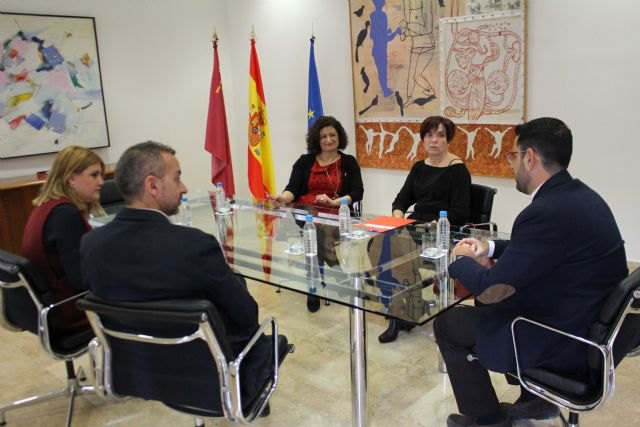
[{"x1": 0, "y1": 167, "x2": 114, "y2": 255}]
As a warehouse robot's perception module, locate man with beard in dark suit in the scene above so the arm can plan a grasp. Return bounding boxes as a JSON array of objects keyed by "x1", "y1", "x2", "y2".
[
  {"x1": 434, "y1": 118, "x2": 628, "y2": 427},
  {"x1": 81, "y1": 141, "x2": 288, "y2": 414}
]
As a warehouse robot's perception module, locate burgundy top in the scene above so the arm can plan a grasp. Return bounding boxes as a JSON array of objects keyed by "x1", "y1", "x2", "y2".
[
  {"x1": 298, "y1": 158, "x2": 343, "y2": 206},
  {"x1": 21, "y1": 198, "x2": 91, "y2": 329}
]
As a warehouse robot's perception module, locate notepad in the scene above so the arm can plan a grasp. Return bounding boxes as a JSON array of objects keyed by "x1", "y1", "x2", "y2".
[{"x1": 354, "y1": 216, "x2": 415, "y2": 232}]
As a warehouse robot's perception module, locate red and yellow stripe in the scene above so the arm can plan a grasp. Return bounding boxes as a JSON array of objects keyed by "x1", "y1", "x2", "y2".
[{"x1": 248, "y1": 39, "x2": 275, "y2": 200}]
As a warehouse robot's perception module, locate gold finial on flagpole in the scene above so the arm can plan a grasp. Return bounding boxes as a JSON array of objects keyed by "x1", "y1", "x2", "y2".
[
  {"x1": 212, "y1": 28, "x2": 218, "y2": 47},
  {"x1": 250, "y1": 25, "x2": 256, "y2": 41}
]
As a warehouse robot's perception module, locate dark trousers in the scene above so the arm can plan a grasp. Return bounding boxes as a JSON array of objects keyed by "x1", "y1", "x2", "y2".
[{"x1": 433, "y1": 305, "x2": 502, "y2": 418}]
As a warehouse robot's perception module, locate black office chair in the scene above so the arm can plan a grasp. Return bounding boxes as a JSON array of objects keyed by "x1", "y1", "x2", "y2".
[
  {"x1": 404, "y1": 183, "x2": 497, "y2": 232},
  {"x1": 463, "y1": 183, "x2": 498, "y2": 232},
  {"x1": 76, "y1": 293, "x2": 294, "y2": 426},
  {"x1": 0, "y1": 249, "x2": 95, "y2": 426},
  {"x1": 511, "y1": 267, "x2": 640, "y2": 427},
  {"x1": 99, "y1": 179, "x2": 125, "y2": 214}
]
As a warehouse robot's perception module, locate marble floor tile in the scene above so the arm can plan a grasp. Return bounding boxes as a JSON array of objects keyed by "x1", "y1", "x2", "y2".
[{"x1": 1, "y1": 281, "x2": 639, "y2": 426}]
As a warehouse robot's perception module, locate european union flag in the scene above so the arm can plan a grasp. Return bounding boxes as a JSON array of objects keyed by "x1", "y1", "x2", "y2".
[{"x1": 307, "y1": 36, "x2": 323, "y2": 129}]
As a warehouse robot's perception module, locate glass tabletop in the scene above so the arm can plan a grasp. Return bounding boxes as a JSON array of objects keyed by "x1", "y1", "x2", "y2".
[{"x1": 185, "y1": 194, "x2": 507, "y2": 325}]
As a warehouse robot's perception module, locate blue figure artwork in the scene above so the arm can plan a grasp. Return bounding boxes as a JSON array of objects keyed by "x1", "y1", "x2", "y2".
[{"x1": 370, "y1": 0, "x2": 401, "y2": 97}]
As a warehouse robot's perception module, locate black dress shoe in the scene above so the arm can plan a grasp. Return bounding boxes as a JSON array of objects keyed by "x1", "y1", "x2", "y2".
[
  {"x1": 378, "y1": 319, "x2": 415, "y2": 343},
  {"x1": 307, "y1": 295, "x2": 320, "y2": 312},
  {"x1": 447, "y1": 413, "x2": 511, "y2": 427},
  {"x1": 500, "y1": 397, "x2": 559, "y2": 420},
  {"x1": 399, "y1": 321, "x2": 415, "y2": 332},
  {"x1": 378, "y1": 319, "x2": 400, "y2": 343}
]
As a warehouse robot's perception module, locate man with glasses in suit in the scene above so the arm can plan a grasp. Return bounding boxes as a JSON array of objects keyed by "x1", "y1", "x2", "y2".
[{"x1": 434, "y1": 118, "x2": 628, "y2": 427}]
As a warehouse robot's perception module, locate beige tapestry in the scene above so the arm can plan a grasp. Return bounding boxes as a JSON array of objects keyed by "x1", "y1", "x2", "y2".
[{"x1": 349, "y1": 0, "x2": 525, "y2": 178}]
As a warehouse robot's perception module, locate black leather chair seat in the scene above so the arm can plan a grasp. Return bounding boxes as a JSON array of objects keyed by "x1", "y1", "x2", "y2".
[
  {"x1": 51, "y1": 327, "x2": 96, "y2": 354},
  {"x1": 522, "y1": 367, "x2": 594, "y2": 402}
]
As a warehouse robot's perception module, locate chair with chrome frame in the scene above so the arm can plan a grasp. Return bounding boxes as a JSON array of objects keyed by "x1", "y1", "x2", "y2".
[
  {"x1": 0, "y1": 249, "x2": 95, "y2": 426},
  {"x1": 510, "y1": 267, "x2": 640, "y2": 427},
  {"x1": 76, "y1": 293, "x2": 294, "y2": 426},
  {"x1": 461, "y1": 183, "x2": 498, "y2": 233},
  {"x1": 99, "y1": 179, "x2": 126, "y2": 214},
  {"x1": 404, "y1": 183, "x2": 497, "y2": 232}
]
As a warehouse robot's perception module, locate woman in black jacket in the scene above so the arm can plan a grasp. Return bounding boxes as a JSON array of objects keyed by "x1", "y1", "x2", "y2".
[
  {"x1": 271, "y1": 116, "x2": 363, "y2": 210},
  {"x1": 271, "y1": 116, "x2": 364, "y2": 313}
]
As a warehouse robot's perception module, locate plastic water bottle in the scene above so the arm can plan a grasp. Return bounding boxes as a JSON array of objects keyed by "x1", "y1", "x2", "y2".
[
  {"x1": 436, "y1": 210, "x2": 450, "y2": 255},
  {"x1": 305, "y1": 255, "x2": 319, "y2": 294},
  {"x1": 178, "y1": 196, "x2": 192, "y2": 226},
  {"x1": 215, "y1": 182, "x2": 228, "y2": 213},
  {"x1": 303, "y1": 214, "x2": 318, "y2": 257},
  {"x1": 338, "y1": 199, "x2": 351, "y2": 236}
]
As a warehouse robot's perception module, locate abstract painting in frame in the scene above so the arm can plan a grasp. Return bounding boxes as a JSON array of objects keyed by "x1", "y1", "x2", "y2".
[
  {"x1": 0, "y1": 12, "x2": 109, "y2": 159},
  {"x1": 348, "y1": 0, "x2": 526, "y2": 178}
]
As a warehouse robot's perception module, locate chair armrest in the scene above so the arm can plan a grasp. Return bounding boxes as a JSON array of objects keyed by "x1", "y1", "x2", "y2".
[
  {"x1": 511, "y1": 316, "x2": 607, "y2": 365},
  {"x1": 228, "y1": 316, "x2": 280, "y2": 423},
  {"x1": 88, "y1": 337, "x2": 107, "y2": 398},
  {"x1": 510, "y1": 316, "x2": 612, "y2": 412},
  {"x1": 45, "y1": 290, "x2": 90, "y2": 310},
  {"x1": 461, "y1": 222, "x2": 498, "y2": 234},
  {"x1": 39, "y1": 290, "x2": 91, "y2": 359},
  {"x1": 234, "y1": 316, "x2": 277, "y2": 367},
  {"x1": 41, "y1": 290, "x2": 90, "y2": 333}
]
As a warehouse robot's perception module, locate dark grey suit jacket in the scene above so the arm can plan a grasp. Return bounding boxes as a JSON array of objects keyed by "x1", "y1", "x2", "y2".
[{"x1": 449, "y1": 170, "x2": 628, "y2": 373}]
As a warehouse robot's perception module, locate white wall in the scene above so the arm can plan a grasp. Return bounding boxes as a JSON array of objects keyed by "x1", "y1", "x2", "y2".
[
  {"x1": 223, "y1": 0, "x2": 640, "y2": 261},
  {"x1": 223, "y1": 0, "x2": 356, "y2": 202},
  {"x1": 1, "y1": 0, "x2": 639, "y2": 261},
  {"x1": 0, "y1": 0, "x2": 225, "y2": 192}
]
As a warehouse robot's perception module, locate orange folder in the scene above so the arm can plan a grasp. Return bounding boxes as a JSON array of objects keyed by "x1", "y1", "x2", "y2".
[{"x1": 355, "y1": 216, "x2": 415, "y2": 233}]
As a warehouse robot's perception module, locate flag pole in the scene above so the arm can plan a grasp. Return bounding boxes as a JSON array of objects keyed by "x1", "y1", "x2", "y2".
[
  {"x1": 212, "y1": 29, "x2": 218, "y2": 48},
  {"x1": 205, "y1": 26, "x2": 235, "y2": 195},
  {"x1": 307, "y1": 32, "x2": 324, "y2": 129}
]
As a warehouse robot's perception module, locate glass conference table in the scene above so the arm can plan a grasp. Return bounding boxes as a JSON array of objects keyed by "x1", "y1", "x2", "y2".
[{"x1": 176, "y1": 196, "x2": 496, "y2": 427}]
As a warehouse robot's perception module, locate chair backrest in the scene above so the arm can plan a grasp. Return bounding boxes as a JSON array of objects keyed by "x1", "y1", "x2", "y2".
[
  {"x1": 511, "y1": 269, "x2": 640, "y2": 414},
  {"x1": 99, "y1": 179, "x2": 125, "y2": 212},
  {"x1": 76, "y1": 293, "x2": 277, "y2": 422},
  {"x1": 589, "y1": 267, "x2": 640, "y2": 370},
  {"x1": 560, "y1": 268, "x2": 640, "y2": 408},
  {"x1": 0, "y1": 248, "x2": 93, "y2": 358},
  {"x1": 468, "y1": 183, "x2": 497, "y2": 225},
  {"x1": 0, "y1": 249, "x2": 52, "y2": 334}
]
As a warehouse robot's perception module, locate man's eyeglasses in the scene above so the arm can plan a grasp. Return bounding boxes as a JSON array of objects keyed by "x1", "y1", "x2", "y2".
[{"x1": 505, "y1": 150, "x2": 526, "y2": 163}]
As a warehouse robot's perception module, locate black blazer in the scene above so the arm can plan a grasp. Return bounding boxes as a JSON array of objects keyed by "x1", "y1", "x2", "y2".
[
  {"x1": 80, "y1": 208, "x2": 271, "y2": 406},
  {"x1": 449, "y1": 170, "x2": 628, "y2": 373},
  {"x1": 283, "y1": 152, "x2": 364, "y2": 204}
]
